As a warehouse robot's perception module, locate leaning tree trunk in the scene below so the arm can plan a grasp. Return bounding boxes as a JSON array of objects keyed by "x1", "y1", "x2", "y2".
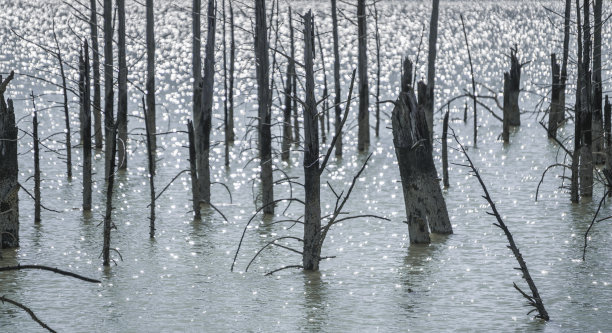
[
  {"x1": 302, "y1": 11, "x2": 321, "y2": 271},
  {"x1": 0, "y1": 72, "x2": 18, "y2": 248},
  {"x1": 103, "y1": 0, "x2": 114, "y2": 180},
  {"x1": 548, "y1": 54, "x2": 562, "y2": 138},
  {"x1": 117, "y1": 0, "x2": 128, "y2": 170},
  {"x1": 197, "y1": 0, "x2": 216, "y2": 204},
  {"x1": 82, "y1": 41, "x2": 92, "y2": 211},
  {"x1": 146, "y1": 0, "x2": 156, "y2": 157},
  {"x1": 331, "y1": 0, "x2": 342, "y2": 156},
  {"x1": 592, "y1": 0, "x2": 603, "y2": 165},
  {"x1": 579, "y1": 0, "x2": 593, "y2": 198},
  {"x1": 357, "y1": 0, "x2": 369, "y2": 152},
  {"x1": 505, "y1": 47, "x2": 521, "y2": 126},
  {"x1": 255, "y1": 0, "x2": 274, "y2": 214},
  {"x1": 425, "y1": 0, "x2": 440, "y2": 142},
  {"x1": 89, "y1": 0, "x2": 103, "y2": 149},
  {"x1": 392, "y1": 59, "x2": 452, "y2": 245}
]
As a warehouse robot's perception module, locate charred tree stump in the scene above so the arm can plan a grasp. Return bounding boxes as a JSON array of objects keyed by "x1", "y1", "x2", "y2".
[
  {"x1": 302, "y1": 11, "x2": 321, "y2": 271},
  {"x1": 146, "y1": 0, "x2": 157, "y2": 157},
  {"x1": 188, "y1": 120, "x2": 201, "y2": 220},
  {"x1": 89, "y1": 0, "x2": 103, "y2": 149},
  {"x1": 392, "y1": 59, "x2": 452, "y2": 244},
  {"x1": 103, "y1": 0, "x2": 114, "y2": 180},
  {"x1": 117, "y1": 0, "x2": 128, "y2": 170},
  {"x1": 357, "y1": 0, "x2": 369, "y2": 151},
  {"x1": 0, "y1": 72, "x2": 19, "y2": 248},
  {"x1": 81, "y1": 41, "x2": 92, "y2": 211},
  {"x1": 505, "y1": 47, "x2": 521, "y2": 127},
  {"x1": 255, "y1": 0, "x2": 274, "y2": 214},
  {"x1": 548, "y1": 54, "x2": 562, "y2": 138}
]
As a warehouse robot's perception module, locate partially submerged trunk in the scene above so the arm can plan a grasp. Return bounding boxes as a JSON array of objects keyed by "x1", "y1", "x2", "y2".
[
  {"x1": 144, "y1": 98, "x2": 155, "y2": 238},
  {"x1": 442, "y1": 109, "x2": 449, "y2": 188},
  {"x1": 392, "y1": 59, "x2": 452, "y2": 244},
  {"x1": 505, "y1": 47, "x2": 521, "y2": 126},
  {"x1": 89, "y1": 0, "x2": 103, "y2": 149},
  {"x1": 103, "y1": 0, "x2": 114, "y2": 180},
  {"x1": 579, "y1": 0, "x2": 593, "y2": 198},
  {"x1": 302, "y1": 11, "x2": 321, "y2": 271},
  {"x1": 0, "y1": 72, "x2": 18, "y2": 248},
  {"x1": 117, "y1": 0, "x2": 128, "y2": 170},
  {"x1": 81, "y1": 42, "x2": 92, "y2": 211},
  {"x1": 146, "y1": 0, "x2": 157, "y2": 158},
  {"x1": 255, "y1": 0, "x2": 274, "y2": 214},
  {"x1": 32, "y1": 93, "x2": 40, "y2": 224},
  {"x1": 357, "y1": 0, "x2": 369, "y2": 151},
  {"x1": 102, "y1": 125, "x2": 117, "y2": 266},
  {"x1": 331, "y1": 0, "x2": 342, "y2": 156},
  {"x1": 188, "y1": 120, "x2": 201, "y2": 220},
  {"x1": 571, "y1": 0, "x2": 582, "y2": 203},
  {"x1": 374, "y1": 3, "x2": 381, "y2": 137},
  {"x1": 548, "y1": 54, "x2": 562, "y2": 138}
]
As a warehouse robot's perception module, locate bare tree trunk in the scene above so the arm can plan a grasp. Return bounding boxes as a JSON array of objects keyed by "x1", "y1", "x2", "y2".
[
  {"x1": 117, "y1": 0, "x2": 128, "y2": 170},
  {"x1": 592, "y1": 0, "x2": 603, "y2": 165},
  {"x1": 192, "y1": 0, "x2": 201, "y2": 201},
  {"x1": 143, "y1": 98, "x2": 155, "y2": 238},
  {"x1": 506, "y1": 47, "x2": 521, "y2": 126},
  {"x1": 571, "y1": 0, "x2": 582, "y2": 203},
  {"x1": 89, "y1": 0, "x2": 103, "y2": 149},
  {"x1": 442, "y1": 108, "x2": 449, "y2": 188},
  {"x1": 605, "y1": 96, "x2": 611, "y2": 197},
  {"x1": 104, "y1": 0, "x2": 114, "y2": 180},
  {"x1": 197, "y1": 0, "x2": 216, "y2": 204},
  {"x1": 223, "y1": 0, "x2": 229, "y2": 166},
  {"x1": 102, "y1": 124, "x2": 117, "y2": 266},
  {"x1": 282, "y1": 62, "x2": 292, "y2": 161},
  {"x1": 31, "y1": 92, "x2": 40, "y2": 224},
  {"x1": 146, "y1": 0, "x2": 157, "y2": 160},
  {"x1": 425, "y1": 0, "x2": 440, "y2": 142},
  {"x1": 302, "y1": 11, "x2": 321, "y2": 271},
  {"x1": 188, "y1": 120, "x2": 201, "y2": 220},
  {"x1": 255, "y1": 0, "x2": 274, "y2": 214},
  {"x1": 331, "y1": 0, "x2": 342, "y2": 156},
  {"x1": 52, "y1": 23, "x2": 73, "y2": 180},
  {"x1": 316, "y1": 23, "x2": 328, "y2": 143},
  {"x1": 228, "y1": 1, "x2": 235, "y2": 143},
  {"x1": 460, "y1": 14, "x2": 477, "y2": 147},
  {"x1": 560, "y1": 0, "x2": 571, "y2": 124},
  {"x1": 579, "y1": 0, "x2": 593, "y2": 198},
  {"x1": 374, "y1": 3, "x2": 381, "y2": 138},
  {"x1": 289, "y1": 7, "x2": 299, "y2": 145},
  {"x1": 357, "y1": 0, "x2": 369, "y2": 151},
  {"x1": 82, "y1": 41, "x2": 92, "y2": 211},
  {"x1": 503, "y1": 73, "x2": 510, "y2": 143},
  {"x1": 393, "y1": 60, "x2": 451, "y2": 244},
  {"x1": 549, "y1": 54, "x2": 562, "y2": 138},
  {"x1": 0, "y1": 72, "x2": 18, "y2": 248}
]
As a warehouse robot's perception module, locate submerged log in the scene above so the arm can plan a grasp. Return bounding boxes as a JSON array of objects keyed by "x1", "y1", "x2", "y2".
[
  {"x1": 392, "y1": 59, "x2": 452, "y2": 244},
  {"x1": 0, "y1": 72, "x2": 18, "y2": 248}
]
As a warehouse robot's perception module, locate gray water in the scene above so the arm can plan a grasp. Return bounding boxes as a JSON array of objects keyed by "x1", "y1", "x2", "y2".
[{"x1": 1, "y1": 0, "x2": 612, "y2": 331}]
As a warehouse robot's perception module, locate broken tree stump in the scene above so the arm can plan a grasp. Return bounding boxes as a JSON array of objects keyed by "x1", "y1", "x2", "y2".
[
  {"x1": 504, "y1": 46, "x2": 521, "y2": 126},
  {"x1": 392, "y1": 59, "x2": 452, "y2": 244},
  {"x1": 0, "y1": 71, "x2": 19, "y2": 248}
]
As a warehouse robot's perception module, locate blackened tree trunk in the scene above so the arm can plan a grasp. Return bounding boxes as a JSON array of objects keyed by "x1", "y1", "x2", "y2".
[
  {"x1": 331, "y1": 0, "x2": 342, "y2": 156},
  {"x1": 505, "y1": 47, "x2": 521, "y2": 126},
  {"x1": 592, "y1": 0, "x2": 603, "y2": 165},
  {"x1": 392, "y1": 59, "x2": 451, "y2": 244},
  {"x1": 357, "y1": 0, "x2": 369, "y2": 151},
  {"x1": 82, "y1": 41, "x2": 92, "y2": 211},
  {"x1": 282, "y1": 62, "x2": 292, "y2": 161},
  {"x1": 605, "y1": 96, "x2": 611, "y2": 196},
  {"x1": 197, "y1": 0, "x2": 216, "y2": 203},
  {"x1": 425, "y1": 0, "x2": 440, "y2": 141},
  {"x1": 228, "y1": 1, "x2": 235, "y2": 142},
  {"x1": 579, "y1": 0, "x2": 593, "y2": 198},
  {"x1": 89, "y1": 0, "x2": 103, "y2": 149},
  {"x1": 117, "y1": 0, "x2": 128, "y2": 170},
  {"x1": 188, "y1": 120, "x2": 201, "y2": 220},
  {"x1": 302, "y1": 11, "x2": 321, "y2": 271},
  {"x1": 104, "y1": 0, "x2": 114, "y2": 180},
  {"x1": 0, "y1": 72, "x2": 18, "y2": 248},
  {"x1": 255, "y1": 0, "x2": 274, "y2": 214},
  {"x1": 146, "y1": 0, "x2": 157, "y2": 157},
  {"x1": 548, "y1": 54, "x2": 562, "y2": 138}
]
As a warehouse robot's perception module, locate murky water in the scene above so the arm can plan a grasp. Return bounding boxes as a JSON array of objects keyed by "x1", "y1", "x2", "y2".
[{"x1": 2, "y1": 0, "x2": 612, "y2": 331}]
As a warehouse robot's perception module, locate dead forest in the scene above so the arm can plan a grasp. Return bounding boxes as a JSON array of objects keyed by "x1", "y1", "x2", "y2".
[{"x1": 2, "y1": 0, "x2": 612, "y2": 331}]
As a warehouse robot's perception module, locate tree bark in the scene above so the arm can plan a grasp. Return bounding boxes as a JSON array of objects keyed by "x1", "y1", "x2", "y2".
[
  {"x1": 144, "y1": 98, "x2": 155, "y2": 238},
  {"x1": 357, "y1": 0, "x2": 369, "y2": 151},
  {"x1": 571, "y1": 0, "x2": 582, "y2": 203},
  {"x1": 82, "y1": 41, "x2": 92, "y2": 211},
  {"x1": 548, "y1": 54, "x2": 562, "y2": 138},
  {"x1": 592, "y1": 0, "x2": 603, "y2": 165},
  {"x1": 425, "y1": 0, "x2": 440, "y2": 142},
  {"x1": 289, "y1": 7, "x2": 299, "y2": 145},
  {"x1": 331, "y1": 0, "x2": 342, "y2": 156},
  {"x1": 32, "y1": 93, "x2": 40, "y2": 224},
  {"x1": 192, "y1": 0, "x2": 201, "y2": 202},
  {"x1": 302, "y1": 11, "x2": 321, "y2": 271},
  {"x1": 579, "y1": 0, "x2": 593, "y2": 198},
  {"x1": 503, "y1": 72, "x2": 510, "y2": 143},
  {"x1": 146, "y1": 0, "x2": 157, "y2": 159},
  {"x1": 223, "y1": 0, "x2": 229, "y2": 166},
  {"x1": 374, "y1": 3, "x2": 381, "y2": 138},
  {"x1": 505, "y1": 47, "x2": 521, "y2": 126},
  {"x1": 282, "y1": 62, "x2": 292, "y2": 161},
  {"x1": 0, "y1": 73, "x2": 18, "y2": 248},
  {"x1": 442, "y1": 108, "x2": 449, "y2": 188},
  {"x1": 188, "y1": 120, "x2": 201, "y2": 220},
  {"x1": 89, "y1": 0, "x2": 103, "y2": 149},
  {"x1": 103, "y1": 0, "x2": 114, "y2": 180},
  {"x1": 255, "y1": 0, "x2": 274, "y2": 214},
  {"x1": 228, "y1": 0, "x2": 235, "y2": 142},
  {"x1": 117, "y1": 0, "x2": 128, "y2": 170},
  {"x1": 103, "y1": 124, "x2": 117, "y2": 266},
  {"x1": 560, "y1": 0, "x2": 571, "y2": 124}
]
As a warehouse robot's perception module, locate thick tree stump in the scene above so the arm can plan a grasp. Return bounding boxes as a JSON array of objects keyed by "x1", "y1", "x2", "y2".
[
  {"x1": 0, "y1": 72, "x2": 18, "y2": 248},
  {"x1": 392, "y1": 59, "x2": 452, "y2": 244},
  {"x1": 504, "y1": 47, "x2": 521, "y2": 126}
]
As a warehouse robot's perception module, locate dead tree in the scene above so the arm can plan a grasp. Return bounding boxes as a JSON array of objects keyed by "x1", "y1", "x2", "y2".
[
  {"x1": 605, "y1": 96, "x2": 611, "y2": 173},
  {"x1": 223, "y1": 0, "x2": 229, "y2": 166},
  {"x1": 504, "y1": 47, "x2": 522, "y2": 127},
  {"x1": 373, "y1": 3, "x2": 381, "y2": 137},
  {"x1": 81, "y1": 41, "x2": 92, "y2": 211},
  {"x1": 102, "y1": 123, "x2": 117, "y2": 266},
  {"x1": 331, "y1": 0, "x2": 342, "y2": 156},
  {"x1": 103, "y1": 0, "x2": 114, "y2": 180},
  {"x1": 228, "y1": 0, "x2": 236, "y2": 142},
  {"x1": 255, "y1": 0, "x2": 274, "y2": 214},
  {"x1": 31, "y1": 92, "x2": 41, "y2": 224},
  {"x1": 357, "y1": 0, "x2": 369, "y2": 151},
  {"x1": 316, "y1": 23, "x2": 329, "y2": 143},
  {"x1": 117, "y1": 0, "x2": 128, "y2": 170},
  {"x1": 592, "y1": 0, "x2": 603, "y2": 165},
  {"x1": 143, "y1": 97, "x2": 155, "y2": 238},
  {"x1": 146, "y1": 0, "x2": 157, "y2": 156},
  {"x1": 289, "y1": 7, "x2": 299, "y2": 145},
  {"x1": 559, "y1": 0, "x2": 570, "y2": 124},
  {"x1": 89, "y1": 0, "x2": 103, "y2": 149},
  {"x1": 425, "y1": 0, "x2": 440, "y2": 141},
  {"x1": 460, "y1": 14, "x2": 477, "y2": 147},
  {"x1": 579, "y1": 0, "x2": 593, "y2": 198},
  {"x1": 571, "y1": 0, "x2": 583, "y2": 203},
  {"x1": 548, "y1": 54, "x2": 562, "y2": 138},
  {"x1": 0, "y1": 72, "x2": 18, "y2": 248},
  {"x1": 442, "y1": 108, "x2": 449, "y2": 188},
  {"x1": 392, "y1": 59, "x2": 452, "y2": 244},
  {"x1": 187, "y1": 120, "x2": 201, "y2": 220},
  {"x1": 453, "y1": 134, "x2": 549, "y2": 321},
  {"x1": 52, "y1": 20, "x2": 73, "y2": 179},
  {"x1": 282, "y1": 61, "x2": 292, "y2": 161}
]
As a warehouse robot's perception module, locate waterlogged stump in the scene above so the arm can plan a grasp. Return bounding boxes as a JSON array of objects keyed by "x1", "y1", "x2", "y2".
[
  {"x1": 0, "y1": 72, "x2": 19, "y2": 248},
  {"x1": 392, "y1": 60, "x2": 452, "y2": 244},
  {"x1": 505, "y1": 47, "x2": 521, "y2": 126}
]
